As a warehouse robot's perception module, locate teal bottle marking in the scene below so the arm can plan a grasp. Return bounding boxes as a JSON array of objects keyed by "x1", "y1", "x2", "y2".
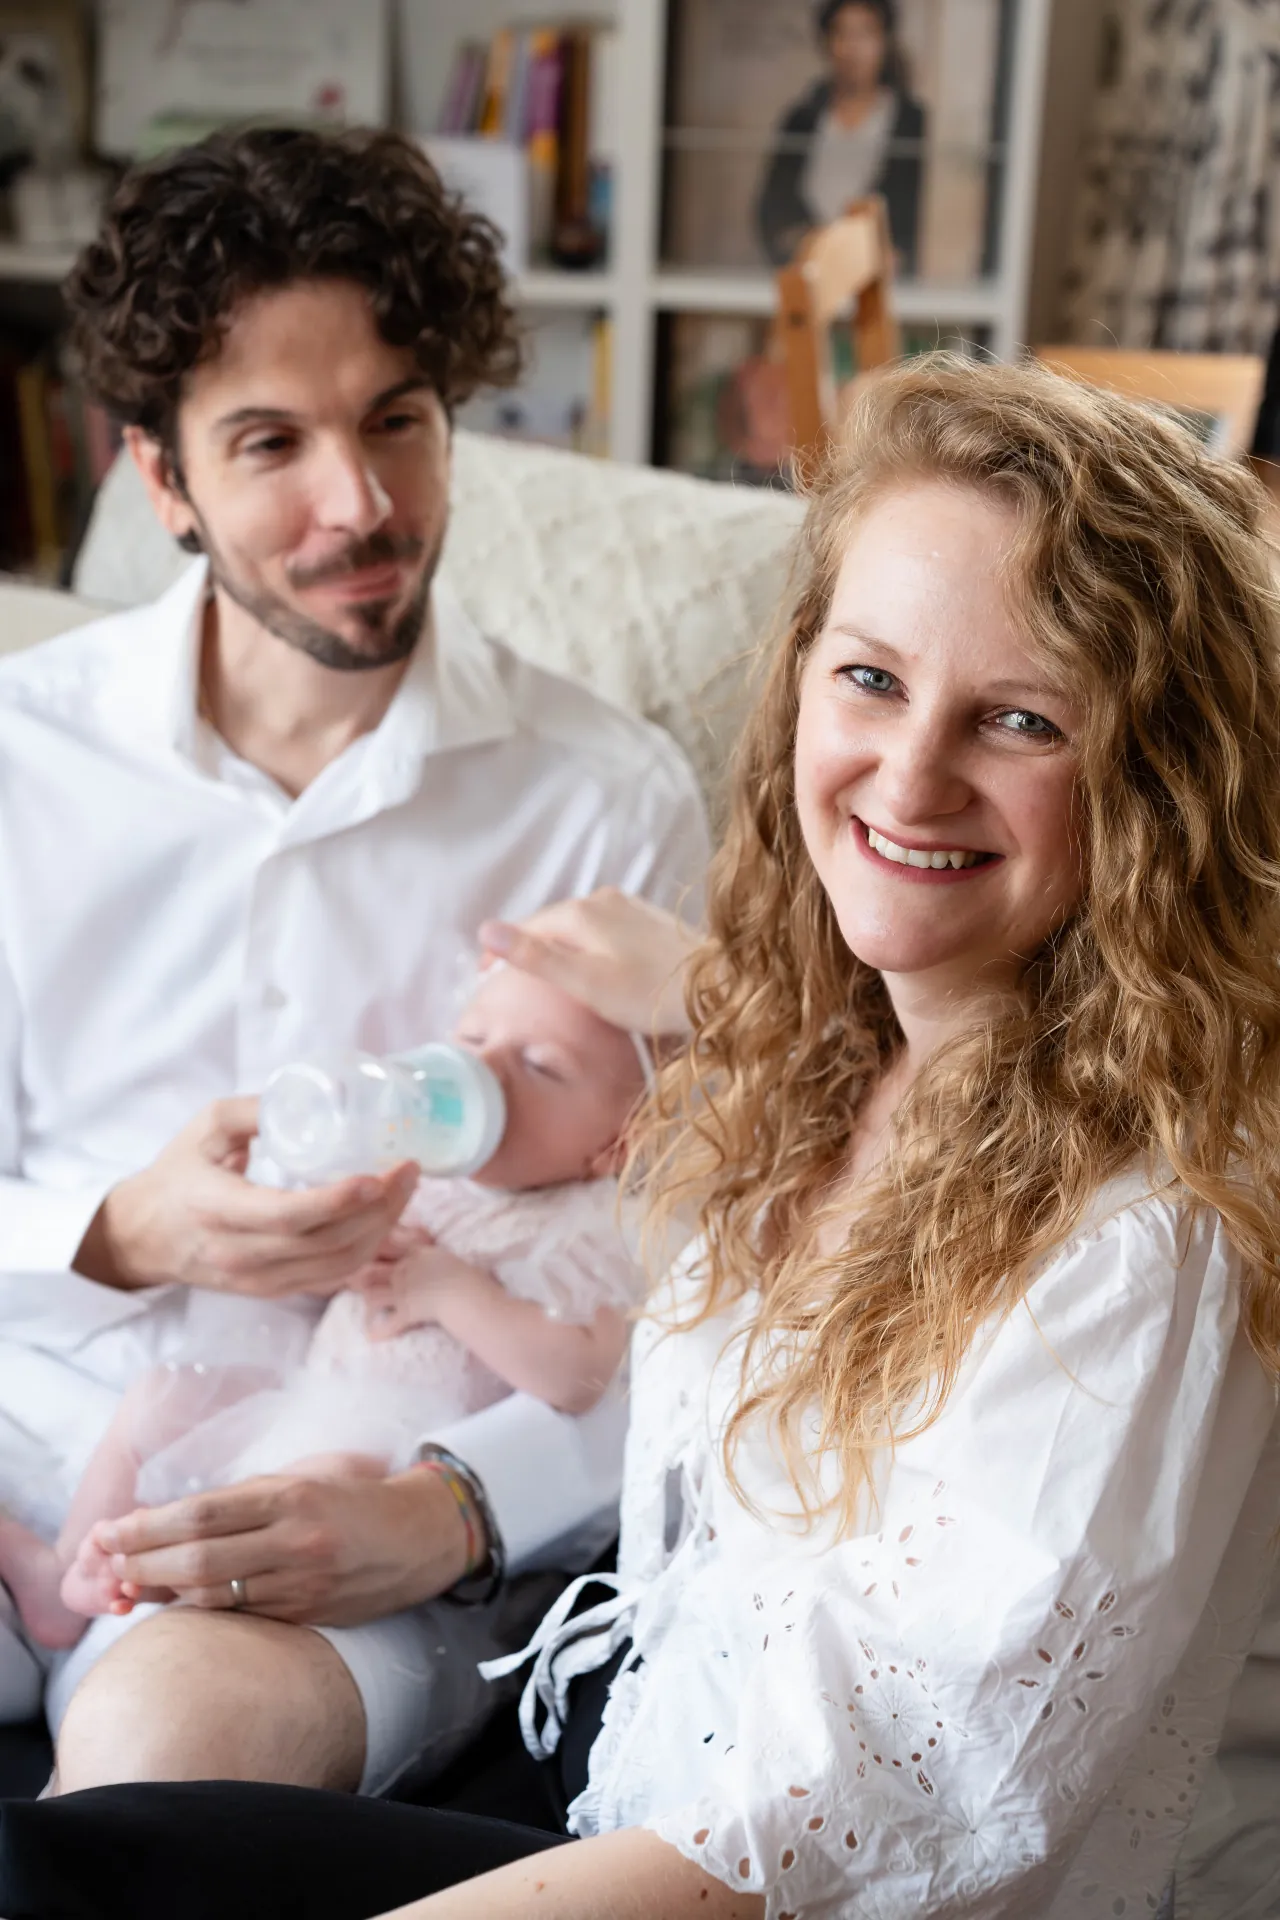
[{"x1": 424, "y1": 1082, "x2": 465, "y2": 1129}]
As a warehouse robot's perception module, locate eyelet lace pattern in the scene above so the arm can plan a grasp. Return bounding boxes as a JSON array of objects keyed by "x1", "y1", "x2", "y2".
[{"x1": 503, "y1": 1181, "x2": 1280, "y2": 1918}]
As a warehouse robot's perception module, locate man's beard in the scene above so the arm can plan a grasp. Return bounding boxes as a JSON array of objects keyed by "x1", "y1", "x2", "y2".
[{"x1": 199, "y1": 524, "x2": 439, "y2": 673}]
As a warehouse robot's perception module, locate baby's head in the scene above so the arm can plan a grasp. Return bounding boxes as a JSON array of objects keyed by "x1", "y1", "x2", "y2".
[{"x1": 453, "y1": 965, "x2": 648, "y2": 1191}]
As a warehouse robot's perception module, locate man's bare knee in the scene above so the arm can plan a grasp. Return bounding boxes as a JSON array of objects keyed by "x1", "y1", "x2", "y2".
[{"x1": 55, "y1": 1609, "x2": 366, "y2": 1794}]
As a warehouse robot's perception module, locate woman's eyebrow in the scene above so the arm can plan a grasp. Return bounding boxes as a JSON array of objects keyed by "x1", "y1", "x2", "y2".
[
  {"x1": 982, "y1": 677, "x2": 1068, "y2": 703},
  {"x1": 824, "y1": 623, "x2": 904, "y2": 656}
]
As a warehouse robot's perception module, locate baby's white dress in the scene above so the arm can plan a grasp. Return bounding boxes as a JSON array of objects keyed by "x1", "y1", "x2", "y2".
[
  {"x1": 493, "y1": 1172, "x2": 1280, "y2": 1917},
  {"x1": 136, "y1": 1175, "x2": 641, "y2": 1503}
]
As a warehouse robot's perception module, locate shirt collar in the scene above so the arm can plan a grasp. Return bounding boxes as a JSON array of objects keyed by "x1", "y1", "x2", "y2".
[
  {"x1": 106, "y1": 557, "x2": 516, "y2": 786},
  {"x1": 374, "y1": 575, "x2": 517, "y2": 769}
]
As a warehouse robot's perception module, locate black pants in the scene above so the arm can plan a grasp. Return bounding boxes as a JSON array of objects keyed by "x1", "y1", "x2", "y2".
[{"x1": 0, "y1": 1647, "x2": 623, "y2": 1920}]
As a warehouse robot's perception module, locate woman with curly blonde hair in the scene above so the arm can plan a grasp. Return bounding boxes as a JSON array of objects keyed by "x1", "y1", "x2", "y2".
[{"x1": 9, "y1": 357, "x2": 1279, "y2": 1920}]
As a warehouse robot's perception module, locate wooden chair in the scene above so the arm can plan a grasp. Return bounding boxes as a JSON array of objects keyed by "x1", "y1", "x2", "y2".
[
  {"x1": 775, "y1": 196, "x2": 901, "y2": 476},
  {"x1": 1032, "y1": 346, "x2": 1266, "y2": 457}
]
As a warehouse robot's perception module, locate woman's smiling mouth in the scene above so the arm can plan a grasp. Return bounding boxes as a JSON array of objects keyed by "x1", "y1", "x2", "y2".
[{"x1": 855, "y1": 817, "x2": 1001, "y2": 881}]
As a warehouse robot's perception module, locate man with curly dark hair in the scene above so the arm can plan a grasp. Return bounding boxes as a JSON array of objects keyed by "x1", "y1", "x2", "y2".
[
  {"x1": 66, "y1": 123, "x2": 522, "y2": 676},
  {"x1": 0, "y1": 127, "x2": 707, "y2": 1800}
]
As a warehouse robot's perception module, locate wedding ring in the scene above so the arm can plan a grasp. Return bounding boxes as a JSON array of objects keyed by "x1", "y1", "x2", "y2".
[{"x1": 228, "y1": 1576, "x2": 249, "y2": 1610}]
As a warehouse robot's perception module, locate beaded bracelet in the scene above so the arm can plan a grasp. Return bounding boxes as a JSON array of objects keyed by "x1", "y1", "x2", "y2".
[
  {"x1": 416, "y1": 1457, "x2": 481, "y2": 1573},
  {"x1": 411, "y1": 1443, "x2": 506, "y2": 1607}
]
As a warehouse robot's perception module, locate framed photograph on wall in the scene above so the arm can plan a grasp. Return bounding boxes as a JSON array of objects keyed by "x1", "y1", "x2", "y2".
[
  {"x1": 662, "y1": 0, "x2": 1015, "y2": 282},
  {"x1": 96, "y1": 0, "x2": 390, "y2": 158},
  {"x1": 0, "y1": 0, "x2": 89, "y2": 183}
]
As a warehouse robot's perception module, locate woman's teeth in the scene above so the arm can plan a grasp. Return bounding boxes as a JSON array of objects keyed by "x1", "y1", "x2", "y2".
[{"x1": 865, "y1": 827, "x2": 984, "y2": 870}]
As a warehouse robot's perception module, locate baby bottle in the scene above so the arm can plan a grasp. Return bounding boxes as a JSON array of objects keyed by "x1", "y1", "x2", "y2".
[{"x1": 257, "y1": 1044, "x2": 506, "y2": 1183}]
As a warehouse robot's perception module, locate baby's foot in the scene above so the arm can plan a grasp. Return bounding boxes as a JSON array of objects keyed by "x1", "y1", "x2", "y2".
[
  {"x1": 59, "y1": 1529, "x2": 133, "y2": 1622},
  {"x1": 0, "y1": 1511, "x2": 87, "y2": 1650}
]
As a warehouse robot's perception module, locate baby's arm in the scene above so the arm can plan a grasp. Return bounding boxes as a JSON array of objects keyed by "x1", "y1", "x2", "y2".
[{"x1": 361, "y1": 1240, "x2": 629, "y2": 1416}]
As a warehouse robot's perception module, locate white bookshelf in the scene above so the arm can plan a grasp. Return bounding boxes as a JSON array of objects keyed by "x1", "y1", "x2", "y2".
[
  {"x1": 419, "y1": 0, "x2": 1055, "y2": 464},
  {"x1": 0, "y1": 0, "x2": 1053, "y2": 469}
]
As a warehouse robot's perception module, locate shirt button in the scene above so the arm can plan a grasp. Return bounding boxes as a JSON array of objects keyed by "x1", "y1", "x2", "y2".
[{"x1": 261, "y1": 983, "x2": 288, "y2": 1010}]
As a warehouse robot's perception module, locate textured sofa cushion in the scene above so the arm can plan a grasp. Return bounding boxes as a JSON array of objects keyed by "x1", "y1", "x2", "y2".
[
  {"x1": 0, "y1": 580, "x2": 104, "y2": 656},
  {"x1": 69, "y1": 433, "x2": 804, "y2": 808}
]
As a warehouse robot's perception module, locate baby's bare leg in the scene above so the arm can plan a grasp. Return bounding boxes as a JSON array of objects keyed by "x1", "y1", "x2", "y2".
[
  {"x1": 60, "y1": 1365, "x2": 277, "y2": 1621},
  {"x1": 0, "y1": 1368, "x2": 207, "y2": 1648},
  {"x1": 0, "y1": 1514, "x2": 85, "y2": 1650}
]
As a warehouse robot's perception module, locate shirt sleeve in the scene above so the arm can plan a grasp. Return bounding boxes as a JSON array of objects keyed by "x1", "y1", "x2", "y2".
[
  {"x1": 645, "y1": 1196, "x2": 1280, "y2": 1918},
  {"x1": 0, "y1": 930, "x2": 110, "y2": 1273},
  {"x1": 610, "y1": 737, "x2": 711, "y2": 927},
  {"x1": 425, "y1": 1379, "x2": 629, "y2": 1578}
]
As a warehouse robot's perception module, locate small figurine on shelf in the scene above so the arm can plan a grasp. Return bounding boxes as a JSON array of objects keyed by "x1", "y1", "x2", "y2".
[
  {"x1": 755, "y1": 0, "x2": 925, "y2": 275},
  {"x1": 0, "y1": 12, "x2": 106, "y2": 251},
  {"x1": 0, "y1": 29, "x2": 76, "y2": 187}
]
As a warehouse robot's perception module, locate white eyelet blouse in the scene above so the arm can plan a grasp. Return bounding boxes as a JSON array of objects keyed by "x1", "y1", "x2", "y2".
[{"x1": 495, "y1": 1172, "x2": 1280, "y2": 1917}]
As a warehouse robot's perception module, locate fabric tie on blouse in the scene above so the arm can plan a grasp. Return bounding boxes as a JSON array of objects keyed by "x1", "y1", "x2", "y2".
[{"x1": 480, "y1": 1571, "x2": 639, "y2": 1757}]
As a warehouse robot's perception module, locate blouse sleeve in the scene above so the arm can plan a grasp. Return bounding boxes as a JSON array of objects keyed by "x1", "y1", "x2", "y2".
[{"x1": 646, "y1": 1193, "x2": 1280, "y2": 1918}]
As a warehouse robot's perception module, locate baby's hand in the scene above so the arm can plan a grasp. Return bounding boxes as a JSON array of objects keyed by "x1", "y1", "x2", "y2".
[
  {"x1": 354, "y1": 1232, "x2": 478, "y2": 1342},
  {"x1": 359, "y1": 1267, "x2": 428, "y2": 1341}
]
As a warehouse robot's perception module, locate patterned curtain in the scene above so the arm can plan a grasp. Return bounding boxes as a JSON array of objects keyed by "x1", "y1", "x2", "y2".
[{"x1": 1063, "y1": 0, "x2": 1280, "y2": 354}]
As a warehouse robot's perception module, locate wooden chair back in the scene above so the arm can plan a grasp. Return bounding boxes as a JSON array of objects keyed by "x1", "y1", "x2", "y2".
[
  {"x1": 1033, "y1": 346, "x2": 1266, "y2": 457},
  {"x1": 776, "y1": 196, "x2": 901, "y2": 474}
]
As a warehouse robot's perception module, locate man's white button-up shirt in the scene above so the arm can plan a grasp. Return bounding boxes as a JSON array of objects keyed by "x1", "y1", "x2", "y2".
[{"x1": 0, "y1": 558, "x2": 710, "y2": 1569}]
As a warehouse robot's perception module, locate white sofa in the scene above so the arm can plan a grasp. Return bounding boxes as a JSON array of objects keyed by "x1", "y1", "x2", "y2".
[{"x1": 0, "y1": 434, "x2": 804, "y2": 812}]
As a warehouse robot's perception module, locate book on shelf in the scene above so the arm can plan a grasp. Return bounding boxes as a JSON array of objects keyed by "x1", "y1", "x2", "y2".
[
  {"x1": 477, "y1": 28, "x2": 517, "y2": 138},
  {"x1": 662, "y1": 0, "x2": 1010, "y2": 282},
  {"x1": 433, "y1": 22, "x2": 615, "y2": 270},
  {"x1": 0, "y1": 335, "x2": 121, "y2": 583},
  {"x1": 437, "y1": 42, "x2": 488, "y2": 136},
  {"x1": 525, "y1": 30, "x2": 564, "y2": 267}
]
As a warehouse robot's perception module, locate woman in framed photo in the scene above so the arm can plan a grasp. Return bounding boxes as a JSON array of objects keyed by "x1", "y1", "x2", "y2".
[{"x1": 756, "y1": 0, "x2": 925, "y2": 272}]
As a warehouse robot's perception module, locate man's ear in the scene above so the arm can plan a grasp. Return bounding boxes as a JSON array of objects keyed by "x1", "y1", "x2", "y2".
[{"x1": 123, "y1": 426, "x2": 201, "y2": 549}]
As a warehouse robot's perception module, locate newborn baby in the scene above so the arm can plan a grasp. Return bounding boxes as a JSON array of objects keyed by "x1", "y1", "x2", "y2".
[{"x1": 0, "y1": 964, "x2": 650, "y2": 1648}]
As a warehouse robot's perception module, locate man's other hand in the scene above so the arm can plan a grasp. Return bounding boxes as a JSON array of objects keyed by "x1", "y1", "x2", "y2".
[{"x1": 91, "y1": 1463, "x2": 471, "y2": 1625}]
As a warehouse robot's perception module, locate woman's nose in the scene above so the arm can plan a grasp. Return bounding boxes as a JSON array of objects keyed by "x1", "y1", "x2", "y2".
[{"x1": 874, "y1": 714, "x2": 971, "y2": 823}]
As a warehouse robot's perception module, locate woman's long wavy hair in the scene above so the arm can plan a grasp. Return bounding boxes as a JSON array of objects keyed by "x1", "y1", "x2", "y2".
[{"x1": 639, "y1": 355, "x2": 1280, "y2": 1527}]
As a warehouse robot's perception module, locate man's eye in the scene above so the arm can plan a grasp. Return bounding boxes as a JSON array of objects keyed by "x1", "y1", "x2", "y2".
[
  {"x1": 992, "y1": 708, "x2": 1061, "y2": 740},
  {"x1": 245, "y1": 434, "x2": 293, "y2": 457},
  {"x1": 843, "y1": 665, "x2": 898, "y2": 695},
  {"x1": 375, "y1": 413, "x2": 419, "y2": 435}
]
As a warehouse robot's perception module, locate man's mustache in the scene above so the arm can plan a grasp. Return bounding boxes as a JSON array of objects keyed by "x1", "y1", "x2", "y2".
[{"x1": 288, "y1": 532, "x2": 425, "y2": 590}]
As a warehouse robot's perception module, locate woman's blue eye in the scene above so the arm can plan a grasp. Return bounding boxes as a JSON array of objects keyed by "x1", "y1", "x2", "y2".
[
  {"x1": 994, "y1": 709, "x2": 1060, "y2": 739},
  {"x1": 847, "y1": 666, "x2": 897, "y2": 694}
]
